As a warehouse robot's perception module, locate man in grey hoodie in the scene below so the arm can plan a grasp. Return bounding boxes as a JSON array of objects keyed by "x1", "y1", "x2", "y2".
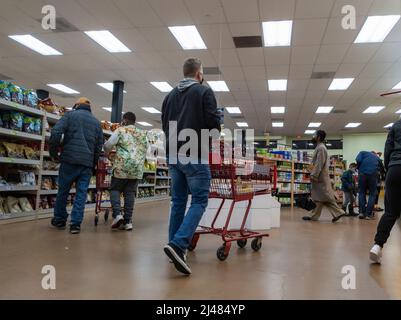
[{"x1": 161, "y1": 58, "x2": 221, "y2": 275}]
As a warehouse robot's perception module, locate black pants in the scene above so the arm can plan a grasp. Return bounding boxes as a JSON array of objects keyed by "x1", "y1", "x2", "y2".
[
  {"x1": 375, "y1": 185, "x2": 381, "y2": 205},
  {"x1": 110, "y1": 177, "x2": 138, "y2": 222},
  {"x1": 374, "y1": 166, "x2": 401, "y2": 247}
]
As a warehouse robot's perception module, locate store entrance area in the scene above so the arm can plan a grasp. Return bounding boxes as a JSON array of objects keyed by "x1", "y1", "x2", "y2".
[{"x1": 1, "y1": 200, "x2": 400, "y2": 300}]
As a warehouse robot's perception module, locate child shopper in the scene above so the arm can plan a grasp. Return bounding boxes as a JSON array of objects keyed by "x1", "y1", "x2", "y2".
[{"x1": 341, "y1": 163, "x2": 358, "y2": 216}]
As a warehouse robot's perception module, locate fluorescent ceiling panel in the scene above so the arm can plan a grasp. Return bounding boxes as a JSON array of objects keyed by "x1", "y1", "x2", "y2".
[
  {"x1": 345, "y1": 122, "x2": 361, "y2": 128},
  {"x1": 8, "y1": 35, "x2": 62, "y2": 55},
  {"x1": 236, "y1": 122, "x2": 249, "y2": 127},
  {"x1": 103, "y1": 107, "x2": 112, "y2": 112},
  {"x1": 272, "y1": 122, "x2": 284, "y2": 128},
  {"x1": 262, "y1": 20, "x2": 293, "y2": 47},
  {"x1": 305, "y1": 130, "x2": 316, "y2": 135},
  {"x1": 355, "y1": 15, "x2": 401, "y2": 43},
  {"x1": 363, "y1": 106, "x2": 385, "y2": 114},
  {"x1": 270, "y1": 106, "x2": 286, "y2": 114},
  {"x1": 47, "y1": 84, "x2": 79, "y2": 94},
  {"x1": 84, "y1": 30, "x2": 131, "y2": 53},
  {"x1": 225, "y1": 107, "x2": 241, "y2": 114},
  {"x1": 97, "y1": 83, "x2": 127, "y2": 93},
  {"x1": 168, "y1": 26, "x2": 207, "y2": 50},
  {"x1": 392, "y1": 81, "x2": 401, "y2": 90},
  {"x1": 308, "y1": 122, "x2": 321, "y2": 128},
  {"x1": 396, "y1": 109, "x2": 401, "y2": 114},
  {"x1": 268, "y1": 79, "x2": 287, "y2": 91},
  {"x1": 316, "y1": 106, "x2": 334, "y2": 114},
  {"x1": 137, "y1": 122, "x2": 153, "y2": 127},
  {"x1": 384, "y1": 123, "x2": 394, "y2": 128},
  {"x1": 328, "y1": 78, "x2": 354, "y2": 90},
  {"x1": 150, "y1": 82, "x2": 173, "y2": 92},
  {"x1": 207, "y1": 81, "x2": 229, "y2": 92},
  {"x1": 142, "y1": 107, "x2": 161, "y2": 114}
]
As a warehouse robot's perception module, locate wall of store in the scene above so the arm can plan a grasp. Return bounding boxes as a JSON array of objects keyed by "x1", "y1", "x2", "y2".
[{"x1": 342, "y1": 133, "x2": 387, "y2": 165}]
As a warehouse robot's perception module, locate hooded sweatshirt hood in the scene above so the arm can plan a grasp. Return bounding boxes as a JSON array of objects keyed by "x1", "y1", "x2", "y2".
[{"x1": 177, "y1": 78, "x2": 199, "y2": 92}]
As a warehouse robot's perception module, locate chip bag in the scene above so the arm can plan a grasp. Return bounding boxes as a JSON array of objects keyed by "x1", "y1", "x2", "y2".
[{"x1": 0, "y1": 80, "x2": 11, "y2": 100}]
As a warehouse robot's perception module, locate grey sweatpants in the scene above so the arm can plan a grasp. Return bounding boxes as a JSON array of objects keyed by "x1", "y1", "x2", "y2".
[{"x1": 110, "y1": 177, "x2": 138, "y2": 223}]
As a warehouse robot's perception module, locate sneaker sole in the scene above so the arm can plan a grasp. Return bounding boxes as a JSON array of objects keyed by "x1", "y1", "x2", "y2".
[
  {"x1": 70, "y1": 230, "x2": 80, "y2": 234},
  {"x1": 369, "y1": 251, "x2": 381, "y2": 264},
  {"x1": 164, "y1": 245, "x2": 191, "y2": 275},
  {"x1": 111, "y1": 217, "x2": 124, "y2": 229}
]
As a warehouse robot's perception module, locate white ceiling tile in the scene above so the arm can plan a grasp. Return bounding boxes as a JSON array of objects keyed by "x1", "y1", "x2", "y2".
[
  {"x1": 139, "y1": 27, "x2": 182, "y2": 51},
  {"x1": 292, "y1": 19, "x2": 329, "y2": 46},
  {"x1": 266, "y1": 65, "x2": 290, "y2": 78},
  {"x1": 288, "y1": 79, "x2": 310, "y2": 91},
  {"x1": 229, "y1": 22, "x2": 261, "y2": 36},
  {"x1": 197, "y1": 24, "x2": 235, "y2": 49},
  {"x1": 243, "y1": 66, "x2": 267, "y2": 80},
  {"x1": 221, "y1": 0, "x2": 259, "y2": 22},
  {"x1": 295, "y1": 0, "x2": 335, "y2": 18},
  {"x1": 219, "y1": 66, "x2": 244, "y2": 80},
  {"x1": 358, "y1": 62, "x2": 393, "y2": 78},
  {"x1": 259, "y1": 0, "x2": 296, "y2": 20},
  {"x1": 335, "y1": 63, "x2": 365, "y2": 76},
  {"x1": 343, "y1": 44, "x2": 381, "y2": 63},
  {"x1": 316, "y1": 44, "x2": 349, "y2": 64},
  {"x1": 369, "y1": 0, "x2": 401, "y2": 15},
  {"x1": 371, "y1": 43, "x2": 401, "y2": 63},
  {"x1": 237, "y1": 48, "x2": 265, "y2": 66},
  {"x1": 331, "y1": 0, "x2": 375, "y2": 17},
  {"x1": 185, "y1": 0, "x2": 226, "y2": 24},
  {"x1": 147, "y1": 0, "x2": 193, "y2": 25},
  {"x1": 265, "y1": 47, "x2": 291, "y2": 66},
  {"x1": 210, "y1": 49, "x2": 240, "y2": 66},
  {"x1": 322, "y1": 17, "x2": 365, "y2": 44},
  {"x1": 114, "y1": 0, "x2": 163, "y2": 27},
  {"x1": 289, "y1": 65, "x2": 314, "y2": 79},
  {"x1": 291, "y1": 46, "x2": 320, "y2": 65}
]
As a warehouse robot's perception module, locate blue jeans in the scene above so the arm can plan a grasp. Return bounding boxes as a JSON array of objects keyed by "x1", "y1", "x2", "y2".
[
  {"x1": 168, "y1": 163, "x2": 211, "y2": 252},
  {"x1": 358, "y1": 173, "x2": 378, "y2": 217},
  {"x1": 54, "y1": 163, "x2": 92, "y2": 226}
]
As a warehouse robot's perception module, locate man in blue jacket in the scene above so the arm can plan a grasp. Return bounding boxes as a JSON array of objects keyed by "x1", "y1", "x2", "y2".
[
  {"x1": 161, "y1": 58, "x2": 221, "y2": 275},
  {"x1": 356, "y1": 151, "x2": 380, "y2": 220},
  {"x1": 49, "y1": 97, "x2": 104, "y2": 234}
]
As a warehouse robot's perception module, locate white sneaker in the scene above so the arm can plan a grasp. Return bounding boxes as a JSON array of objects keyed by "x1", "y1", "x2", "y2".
[
  {"x1": 123, "y1": 223, "x2": 133, "y2": 231},
  {"x1": 111, "y1": 215, "x2": 124, "y2": 229},
  {"x1": 369, "y1": 244, "x2": 382, "y2": 264}
]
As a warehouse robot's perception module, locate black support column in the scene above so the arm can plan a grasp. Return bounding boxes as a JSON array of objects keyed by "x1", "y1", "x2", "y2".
[{"x1": 111, "y1": 80, "x2": 124, "y2": 123}]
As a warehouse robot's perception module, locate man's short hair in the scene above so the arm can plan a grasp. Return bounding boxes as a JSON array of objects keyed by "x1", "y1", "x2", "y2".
[
  {"x1": 183, "y1": 57, "x2": 202, "y2": 78},
  {"x1": 123, "y1": 112, "x2": 136, "y2": 125},
  {"x1": 316, "y1": 130, "x2": 326, "y2": 142},
  {"x1": 350, "y1": 162, "x2": 356, "y2": 168}
]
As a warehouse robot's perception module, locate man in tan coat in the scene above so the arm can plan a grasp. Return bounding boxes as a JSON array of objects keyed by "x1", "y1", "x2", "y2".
[{"x1": 303, "y1": 130, "x2": 346, "y2": 223}]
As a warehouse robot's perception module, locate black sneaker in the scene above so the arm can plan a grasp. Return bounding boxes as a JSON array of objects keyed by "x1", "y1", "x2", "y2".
[
  {"x1": 51, "y1": 218, "x2": 66, "y2": 230},
  {"x1": 70, "y1": 224, "x2": 81, "y2": 234},
  {"x1": 359, "y1": 214, "x2": 366, "y2": 219},
  {"x1": 302, "y1": 216, "x2": 312, "y2": 221},
  {"x1": 332, "y1": 213, "x2": 346, "y2": 223},
  {"x1": 164, "y1": 243, "x2": 191, "y2": 275}
]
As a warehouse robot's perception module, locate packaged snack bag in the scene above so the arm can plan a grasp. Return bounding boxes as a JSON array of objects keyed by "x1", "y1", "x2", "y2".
[
  {"x1": 0, "y1": 143, "x2": 7, "y2": 157},
  {"x1": 41, "y1": 177, "x2": 53, "y2": 190},
  {"x1": 19, "y1": 171, "x2": 36, "y2": 186},
  {"x1": 2, "y1": 142, "x2": 19, "y2": 158},
  {"x1": 23, "y1": 146, "x2": 38, "y2": 160},
  {"x1": 9, "y1": 112, "x2": 23, "y2": 131},
  {"x1": 6, "y1": 196, "x2": 22, "y2": 214},
  {"x1": 1, "y1": 112, "x2": 10, "y2": 129},
  {"x1": 18, "y1": 197, "x2": 34, "y2": 212},
  {"x1": 9, "y1": 84, "x2": 24, "y2": 104},
  {"x1": 23, "y1": 116, "x2": 35, "y2": 133},
  {"x1": 38, "y1": 97, "x2": 57, "y2": 113},
  {"x1": 0, "y1": 80, "x2": 11, "y2": 100},
  {"x1": 33, "y1": 118, "x2": 42, "y2": 135},
  {"x1": 23, "y1": 89, "x2": 39, "y2": 108}
]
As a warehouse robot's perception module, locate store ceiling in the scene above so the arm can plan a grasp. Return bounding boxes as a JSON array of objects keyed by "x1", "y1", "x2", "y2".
[{"x1": 1, "y1": 0, "x2": 401, "y2": 136}]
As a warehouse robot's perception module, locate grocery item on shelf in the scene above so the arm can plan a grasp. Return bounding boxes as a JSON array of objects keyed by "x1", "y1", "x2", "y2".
[
  {"x1": 38, "y1": 98, "x2": 65, "y2": 116},
  {"x1": 42, "y1": 160, "x2": 60, "y2": 170},
  {"x1": 2, "y1": 142, "x2": 24, "y2": 158},
  {"x1": 6, "y1": 196, "x2": 22, "y2": 214},
  {"x1": 18, "y1": 197, "x2": 33, "y2": 212},
  {"x1": 9, "y1": 83, "x2": 24, "y2": 105},
  {"x1": 0, "y1": 80, "x2": 11, "y2": 100},
  {"x1": 41, "y1": 177, "x2": 53, "y2": 190},
  {"x1": 19, "y1": 171, "x2": 36, "y2": 186}
]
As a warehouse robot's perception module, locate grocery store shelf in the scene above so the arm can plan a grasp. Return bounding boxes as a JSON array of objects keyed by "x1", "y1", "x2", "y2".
[
  {"x1": 0, "y1": 211, "x2": 37, "y2": 221},
  {"x1": 46, "y1": 113, "x2": 61, "y2": 123},
  {"x1": 0, "y1": 98, "x2": 44, "y2": 117},
  {"x1": 294, "y1": 181, "x2": 311, "y2": 184},
  {"x1": 42, "y1": 151, "x2": 50, "y2": 157},
  {"x1": 277, "y1": 180, "x2": 292, "y2": 183},
  {"x1": 0, "y1": 127, "x2": 42, "y2": 141},
  {"x1": 138, "y1": 184, "x2": 155, "y2": 188},
  {"x1": 41, "y1": 170, "x2": 59, "y2": 176},
  {"x1": 277, "y1": 168, "x2": 292, "y2": 172},
  {"x1": 155, "y1": 186, "x2": 170, "y2": 189},
  {"x1": 156, "y1": 176, "x2": 170, "y2": 179},
  {"x1": 0, "y1": 157, "x2": 40, "y2": 166},
  {"x1": 143, "y1": 170, "x2": 156, "y2": 174},
  {"x1": 39, "y1": 185, "x2": 96, "y2": 195},
  {"x1": 0, "y1": 185, "x2": 38, "y2": 192}
]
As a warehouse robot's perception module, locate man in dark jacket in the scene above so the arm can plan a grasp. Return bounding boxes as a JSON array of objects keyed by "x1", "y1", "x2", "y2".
[
  {"x1": 355, "y1": 150, "x2": 380, "y2": 219},
  {"x1": 49, "y1": 97, "x2": 103, "y2": 234},
  {"x1": 370, "y1": 119, "x2": 401, "y2": 263},
  {"x1": 341, "y1": 163, "x2": 358, "y2": 216},
  {"x1": 162, "y1": 58, "x2": 220, "y2": 275}
]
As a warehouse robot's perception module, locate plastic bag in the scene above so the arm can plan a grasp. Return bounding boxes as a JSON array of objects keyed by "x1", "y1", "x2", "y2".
[
  {"x1": 0, "y1": 80, "x2": 11, "y2": 100},
  {"x1": 19, "y1": 171, "x2": 36, "y2": 186},
  {"x1": 0, "y1": 196, "x2": 5, "y2": 214},
  {"x1": 23, "y1": 116, "x2": 35, "y2": 133},
  {"x1": 9, "y1": 112, "x2": 23, "y2": 131},
  {"x1": 3, "y1": 142, "x2": 20, "y2": 158},
  {"x1": 23, "y1": 89, "x2": 38, "y2": 108},
  {"x1": 6, "y1": 196, "x2": 22, "y2": 214},
  {"x1": 23, "y1": 146, "x2": 38, "y2": 160},
  {"x1": 33, "y1": 118, "x2": 42, "y2": 135},
  {"x1": 9, "y1": 84, "x2": 24, "y2": 104},
  {"x1": 18, "y1": 197, "x2": 34, "y2": 212}
]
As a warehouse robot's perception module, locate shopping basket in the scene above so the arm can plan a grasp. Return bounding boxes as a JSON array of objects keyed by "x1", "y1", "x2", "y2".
[
  {"x1": 189, "y1": 160, "x2": 277, "y2": 261},
  {"x1": 94, "y1": 153, "x2": 113, "y2": 225}
]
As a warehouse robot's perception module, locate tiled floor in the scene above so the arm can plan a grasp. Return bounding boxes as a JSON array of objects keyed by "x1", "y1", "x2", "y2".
[{"x1": 0, "y1": 200, "x2": 400, "y2": 299}]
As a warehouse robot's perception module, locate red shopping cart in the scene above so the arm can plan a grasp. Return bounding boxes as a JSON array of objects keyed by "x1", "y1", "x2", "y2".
[
  {"x1": 94, "y1": 154, "x2": 113, "y2": 225},
  {"x1": 188, "y1": 160, "x2": 277, "y2": 261}
]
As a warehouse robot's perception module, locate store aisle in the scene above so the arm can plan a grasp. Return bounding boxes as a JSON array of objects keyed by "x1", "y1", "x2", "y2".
[{"x1": 0, "y1": 201, "x2": 400, "y2": 300}]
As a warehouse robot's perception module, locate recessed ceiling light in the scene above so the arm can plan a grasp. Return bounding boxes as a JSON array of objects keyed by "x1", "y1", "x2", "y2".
[
  {"x1": 84, "y1": 30, "x2": 131, "y2": 53},
  {"x1": 272, "y1": 122, "x2": 284, "y2": 128},
  {"x1": 262, "y1": 20, "x2": 293, "y2": 47},
  {"x1": 308, "y1": 122, "x2": 321, "y2": 128},
  {"x1": 225, "y1": 107, "x2": 241, "y2": 114},
  {"x1": 97, "y1": 83, "x2": 127, "y2": 93},
  {"x1": 392, "y1": 81, "x2": 401, "y2": 90},
  {"x1": 328, "y1": 78, "x2": 354, "y2": 90},
  {"x1": 363, "y1": 106, "x2": 385, "y2": 114},
  {"x1": 268, "y1": 79, "x2": 287, "y2": 91},
  {"x1": 8, "y1": 35, "x2": 62, "y2": 55},
  {"x1": 384, "y1": 123, "x2": 394, "y2": 128},
  {"x1": 355, "y1": 15, "x2": 401, "y2": 43},
  {"x1": 316, "y1": 106, "x2": 334, "y2": 114},
  {"x1": 47, "y1": 84, "x2": 79, "y2": 94},
  {"x1": 207, "y1": 81, "x2": 229, "y2": 92},
  {"x1": 236, "y1": 122, "x2": 248, "y2": 127},
  {"x1": 345, "y1": 122, "x2": 361, "y2": 128},
  {"x1": 396, "y1": 109, "x2": 401, "y2": 114},
  {"x1": 102, "y1": 107, "x2": 112, "y2": 112},
  {"x1": 137, "y1": 122, "x2": 153, "y2": 127},
  {"x1": 150, "y1": 82, "x2": 173, "y2": 93},
  {"x1": 142, "y1": 107, "x2": 161, "y2": 114},
  {"x1": 305, "y1": 130, "x2": 316, "y2": 135},
  {"x1": 168, "y1": 26, "x2": 207, "y2": 50},
  {"x1": 270, "y1": 106, "x2": 286, "y2": 114}
]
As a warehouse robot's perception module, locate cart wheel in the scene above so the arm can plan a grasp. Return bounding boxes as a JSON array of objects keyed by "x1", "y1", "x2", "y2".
[
  {"x1": 251, "y1": 237, "x2": 262, "y2": 252},
  {"x1": 104, "y1": 209, "x2": 109, "y2": 222},
  {"x1": 94, "y1": 215, "x2": 99, "y2": 226},
  {"x1": 217, "y1": 246, "x2": 229, "y2": 261},
  {"x1": 188, "y1": 234, "x2": 200, "y2": 252},
  {"x1": 237, "y1": 239, "x2": 247, "y2": 248}
]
